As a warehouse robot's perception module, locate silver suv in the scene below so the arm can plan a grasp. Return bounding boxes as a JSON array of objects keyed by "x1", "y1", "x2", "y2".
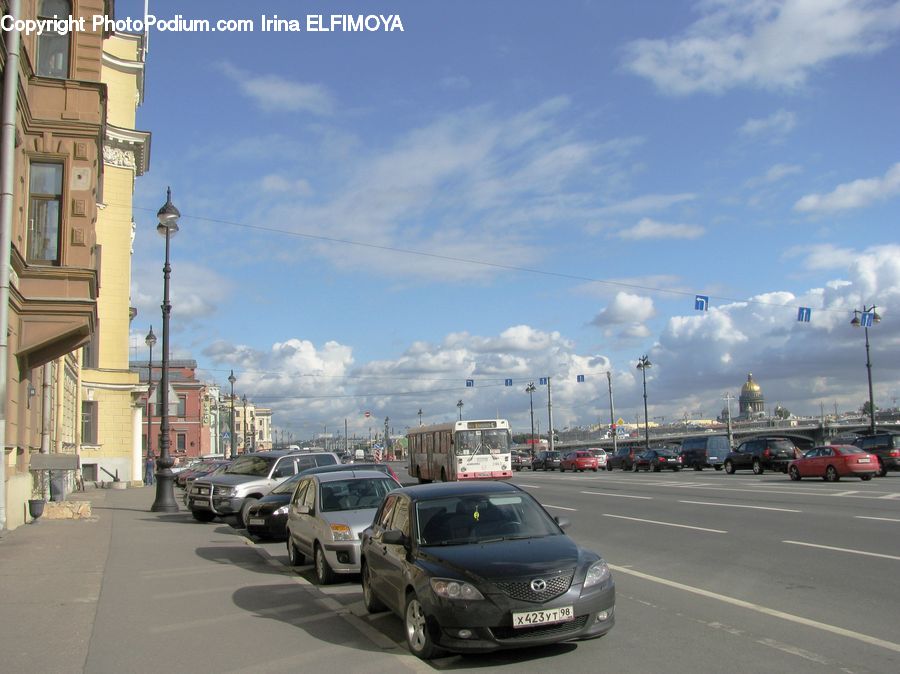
[{"x1": 188, "y1": 450, "x2": 339, "y2": 525}]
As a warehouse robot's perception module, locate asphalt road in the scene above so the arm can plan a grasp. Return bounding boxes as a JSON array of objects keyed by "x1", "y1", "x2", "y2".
[{"x1": 249, "y1": 465, "x2": 900, "y2": 673}]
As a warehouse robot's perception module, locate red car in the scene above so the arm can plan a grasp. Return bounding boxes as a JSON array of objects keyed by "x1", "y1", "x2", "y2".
[
  {"x1": 788, "y1": 444, "x2": 878, "y2": 482},
  {"x1": 560, "y1": 450, "x2": 599, "y2": 472}
]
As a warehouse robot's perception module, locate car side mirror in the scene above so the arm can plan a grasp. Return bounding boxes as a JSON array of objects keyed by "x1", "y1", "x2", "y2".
[
  {"x1": 555, "y1": 516, "x2": 571, "y2": 531},
  {"x1": 382, "y1": 528, "x2": 408, "y2": 546}
]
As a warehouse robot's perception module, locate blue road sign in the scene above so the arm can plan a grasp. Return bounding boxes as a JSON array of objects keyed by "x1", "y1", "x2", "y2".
[
  {"x1": 797, "y1": 307, "x2": 812, "y2": 322},
  {"x1": 465, "y1": 379, "x2": 474, "y2": 387},
  {"x1": 504, "y1": 379, "x2": 513, "y2": 386},
  {"x1": 576, "y1": 374, "x2": 585, "y2": 382},
  {"x1": 695, "y1": 295, "x2": 709, "y2": 311},
  {"x1": 539, "y1": 377, "x2": 548, "y2": 385},
  {"x1": 861, "y1": 312, "x2": 874, "y2": 327}
]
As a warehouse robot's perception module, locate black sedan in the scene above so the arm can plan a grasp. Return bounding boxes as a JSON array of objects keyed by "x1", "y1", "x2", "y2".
[
  {"x1": 360, "y1": 481, "x2": 615, "y2": 659},
  {"x1": 245, "y1": 463, "x2": 400, "y2": 539},
  {"x1": 633, "y1": 449, "x2": 682, "y2": 472}
]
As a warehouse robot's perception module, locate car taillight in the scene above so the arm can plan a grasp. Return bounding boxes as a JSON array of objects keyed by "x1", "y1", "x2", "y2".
[
  {"x1": 763, "y1": 448, "x2": 771, "y2": 457},
  {"x1": 889, "y1": 450, "x2": 900, "y2": 457}
]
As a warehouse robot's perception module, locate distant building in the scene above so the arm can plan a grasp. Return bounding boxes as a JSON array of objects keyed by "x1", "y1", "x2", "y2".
[{"x1": 738, "y1": 373, "x2": 766, "y2": 420}]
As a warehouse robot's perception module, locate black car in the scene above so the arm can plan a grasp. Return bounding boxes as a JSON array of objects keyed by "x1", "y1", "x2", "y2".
[
  {"x1": 853, "y1": 432, "x2": 900, "y2": 477},
  {"x1": 245, "y1": 463, "x2": 400, "y2": 539},
  {"x1": 531, "y1": 450, "x2": 561, "y2": 471},
  {"x1": 679, "y1": 435, "x2": 730, "y2": 471},
  {"x1": 633, "y1": 449, "x2": 682, "y2": 472},
  {"x1": 606, "y1": 445, "x2": 641, "y2": 471},
  {"x1": 723, "y1": 437, "x2": 800, "y2": 474},
  {"x1": 360, "y1": 481, "x2": 615, "y2": 659}
]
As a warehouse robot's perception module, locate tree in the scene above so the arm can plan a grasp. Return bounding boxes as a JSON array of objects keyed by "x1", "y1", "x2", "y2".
[
  {"x1": 861, "y1": 401, "x2": 879, "y2": 416},
  {"x1": 774, "y1": 405, "x2": 790, "y2": 420}
]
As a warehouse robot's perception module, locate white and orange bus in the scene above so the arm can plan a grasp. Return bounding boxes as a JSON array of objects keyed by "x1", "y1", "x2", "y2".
[{"x1": 407, "y1": 419, "x2": 513, "y2": 482}]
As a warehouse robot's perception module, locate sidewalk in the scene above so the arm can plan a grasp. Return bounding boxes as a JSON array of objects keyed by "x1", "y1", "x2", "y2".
[{"x1": 0, "y1": 486, "x2": 425, "y2": 674}]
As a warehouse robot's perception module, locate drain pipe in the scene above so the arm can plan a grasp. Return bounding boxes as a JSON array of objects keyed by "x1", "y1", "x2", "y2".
[
  {"x1": 40, "y1": 365, "x2": 52, "y2": 500},
  {"x1": 0, "y1": 0, "x2": 23, "y2": 533}
]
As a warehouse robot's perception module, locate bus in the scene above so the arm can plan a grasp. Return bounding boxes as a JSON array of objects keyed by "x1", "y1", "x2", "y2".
[{"x1": 407, "y1": 419, "x2": 513, "y2": 482}]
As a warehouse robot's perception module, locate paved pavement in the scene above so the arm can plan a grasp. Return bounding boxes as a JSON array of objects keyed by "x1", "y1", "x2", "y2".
[{"x1": 0, "y1": 486, "x2": 430, "y2": 674}]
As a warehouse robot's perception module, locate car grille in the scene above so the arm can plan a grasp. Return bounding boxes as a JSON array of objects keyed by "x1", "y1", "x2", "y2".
[
  {"x1": 492, "y1": 614, "x2": 588, "y2": 640},
  {"x1": 494, "y1": 570, "x2": 574, "y2": 603}
]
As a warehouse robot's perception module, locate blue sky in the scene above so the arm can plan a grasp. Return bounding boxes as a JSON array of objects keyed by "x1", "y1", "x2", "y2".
[{"x1": 120, "y1": 0, "x2": 900, "y2": 440}]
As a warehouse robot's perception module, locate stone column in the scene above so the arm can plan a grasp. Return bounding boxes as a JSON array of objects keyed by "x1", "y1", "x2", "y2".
[{"x1": 132, "y1": 403, "x2": 143, "y2": 485}]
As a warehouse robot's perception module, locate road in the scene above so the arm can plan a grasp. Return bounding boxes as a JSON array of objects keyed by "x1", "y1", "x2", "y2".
[{"x1": 248, "y1": 466, "x2": 900, "y2": 673}]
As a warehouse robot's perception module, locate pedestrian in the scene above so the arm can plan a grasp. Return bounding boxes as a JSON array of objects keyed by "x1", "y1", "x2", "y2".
[{"x1": 145, "y1": 454, "x2": 155, "y2": 486}]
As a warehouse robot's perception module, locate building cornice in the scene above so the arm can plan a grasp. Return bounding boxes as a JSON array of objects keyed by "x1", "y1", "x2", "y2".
[{"x1": 103, "y1": 124, "x2": 151, "y2": 175}]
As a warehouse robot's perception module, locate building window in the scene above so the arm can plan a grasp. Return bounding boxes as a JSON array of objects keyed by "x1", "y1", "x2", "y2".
[
  {"x1": 177, "y1": 395, "x2": 186, "y2": 418},
  {"x1": 36, "y1": 0, "x2": 71, "y2": 78},
  {"x1": 177, "y1": 434, "x2": 186, "y2": 452},
  {"x1": 27, "y1": 162, "x2": 63, "y2": 264},
  {"x1": 81, "y1": 401, "x2": 98, "y2": 445}
]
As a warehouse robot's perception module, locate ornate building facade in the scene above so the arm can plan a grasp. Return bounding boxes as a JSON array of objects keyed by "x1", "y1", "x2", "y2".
[{"x1": 738, "y1": 373, "x2": 766, "y2": 420}]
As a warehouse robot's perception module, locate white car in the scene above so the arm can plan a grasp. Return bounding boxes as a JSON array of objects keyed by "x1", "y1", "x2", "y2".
[{"x1": 589, "y1": 448, "x2": 608, "y2": 468}]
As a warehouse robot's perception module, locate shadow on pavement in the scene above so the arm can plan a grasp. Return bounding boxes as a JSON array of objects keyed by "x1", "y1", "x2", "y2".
[
  {"x1": 429, "y1": 642, "x2": 579, "y2": 670},
  {"x1": 194, "y1": 545, "x2": 287, "y2": 576}
]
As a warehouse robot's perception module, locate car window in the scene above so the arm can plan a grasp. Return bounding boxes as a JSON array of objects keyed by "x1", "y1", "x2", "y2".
[
  {"x1": 315, "y1": 453, "x2": 337, "y2": 466},
  {"x1": 301, "y1": 480, "x2": 316, "y2": 509},
  {"x1": 271, "y1": 474, "x2": 302, "y2": 495},
  {"x1": 272, "y1": 458, "x2": 295, "y2": 478},
  {"x1": 291, "y1": 479, "x2": 310, "y2": 505},
  {"x1": 820, "y1": 447, "x2": 833, "y2": 457},
  {"x1": 296, "y1": 456, "x2": 317, "y2": 472},
  {"x1": 769, "y1": 440, "x2": 795, "y2": 452},
  {"x1": 390, "y1": 497, "x2": 410, "y2": 536},
  {"x1": 224, "y1": 455, "x2": 275, "y2": 476}
]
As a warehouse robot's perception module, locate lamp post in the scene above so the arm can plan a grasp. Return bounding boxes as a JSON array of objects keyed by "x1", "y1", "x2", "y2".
[
  {"x1": 242, "y1": 394, "x2": 248, "y2": 454},
  {"x1": 850, "y1": 305, "x2": 881, "y2": 435},
  {"x1": 636, "y1": 355, "x2": 651, "y2": 452},
  {"x1": 457, "y1": 399, "x2": 464, "y2": 421},
  {"x1": 525, "y1": 382, "x2": 536, "y2": 453},
  {"x1": 144, "y1": 327, "x2": 156, "y2": 468},
  {"x1": 228, "y1": 371, "x2": 236, "y2": 458},
  {"x1": 418, "y1": 408, "x2": 423, "y2": 427},
  {"x1": 606, "y1": 371, "x2": 617, "y2": 456},
  {"x1": 151, "y1": 188, "x2": 180, "y2": 512},
  {"x1": 723, "y1": 392, "x2": 735, "y2": 449}
]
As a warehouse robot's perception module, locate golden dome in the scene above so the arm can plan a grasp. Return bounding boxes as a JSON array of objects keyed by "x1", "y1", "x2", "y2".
[{"x1": 741, "y1": 373, "x2": 761, "y2": 393}]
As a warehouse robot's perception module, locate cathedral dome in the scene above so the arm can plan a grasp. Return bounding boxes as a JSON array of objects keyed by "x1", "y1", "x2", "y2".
[{"x1": 741, "y1": 373, "x2": 762, "y2": 395}]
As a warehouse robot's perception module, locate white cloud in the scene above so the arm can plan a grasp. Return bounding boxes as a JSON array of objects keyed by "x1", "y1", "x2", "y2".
[
  {"x1": 616, "y1": 217, "x2": 705, "y2": 240},
  {"x1": 738, "y1": 109, "x2": 797, "y2": 139},
  {"x1": 259, "y1": 174, "x2": 314, "y2": 196},
  {"x1": 591, "y1": 292, "x2": 656, "y2": 326},
  {"x1": 216, "y1": 62, "x2": 335, "y2": 114},
  {"x1": 794, "y1": 162, "x2": 900, "y2": 213},
  {"x1": 623, "y1": 0, "x2": 900, "y2": 95},
  {"x1": 745, "y1": 162, "x2": 803, "y2": 187},
  {"x1": 596, "y1": 193, "x2": 697, "y2": 215},
  {"x1": 131, "y1": 260, "x2": 234, "y2": 329}
]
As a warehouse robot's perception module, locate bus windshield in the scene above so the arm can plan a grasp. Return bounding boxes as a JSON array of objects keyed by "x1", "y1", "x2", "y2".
[{"x1": 455, "y1": 429, "x2": 510, "y2": 456}]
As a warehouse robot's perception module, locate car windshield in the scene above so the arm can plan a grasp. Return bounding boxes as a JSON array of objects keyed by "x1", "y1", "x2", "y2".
[
  {"x1": 224, "y1": 455, "x2": 277, "y2": 477},
  {"x1": 270, "y1": 474, "x2": 303, "y2": 494},
  {"x1": 455, "y1": 429, "x2": 511, "y2": 456},
  {"x1": 416, "y1": 493, "x2": 561, "y2": 546},
  {"x1": 769, "y1": 440, "x2": 795, "y2": 452},
  {"x1": 319, "y1": 477, "x2": 399, "y2": 511}
]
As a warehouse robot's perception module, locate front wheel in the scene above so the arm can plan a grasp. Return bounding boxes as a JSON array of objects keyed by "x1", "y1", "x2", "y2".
[
  {"x1": 237, "y1": 498, "x2": 258, "y2": 528},
  {"x1": 724, "y1": 460, "x2": 735, "y2": 475},
  {"x1": 789, "y1": 466, "x2": 801, "y2": 481},
  {"x1": 405, "y1": 594, "x2": 440, "y2": 660},
  {"x1": 315, "y1": 544, "x2": 336, "y2": 585}
]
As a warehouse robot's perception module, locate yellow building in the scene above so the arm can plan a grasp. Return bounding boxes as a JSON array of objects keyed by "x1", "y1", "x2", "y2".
[{"x1": 79, "y1": 28, "x2": 150, "y2": 485}]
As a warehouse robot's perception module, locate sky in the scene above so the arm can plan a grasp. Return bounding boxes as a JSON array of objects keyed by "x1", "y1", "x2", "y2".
[{"x1": 118, "y1": 0, "x2": 900, "y2": 441}]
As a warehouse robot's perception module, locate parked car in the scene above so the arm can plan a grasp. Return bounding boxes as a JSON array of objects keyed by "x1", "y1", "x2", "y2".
[
  {"x1": 788, "y1": 445, "x2": 878, "y2": 482},
  {"x1": 511, "y1": 451, "x2": 530, "y2": 471},
  {"x1": 852, "y1": 432, "x2": 900, "y2": 477},
  {"x1": 531, "y1": 450, "x2": 562, "y2": 471},
  {"x1": 176, "y1": 460, "x2": 230, "y2": 488},
  {"x1": 588, "y1": 448, "x2": 608, "y2": 468},
  {"x1": 285, "y1": 470, "x2": 401, "y2": 584},
  {"x1": 245, "y1": 463, "x2": 400, "y2": 539},
  {"x1": 679, "y1": 435, "x2": 730, "y2": 471},
  {"x1": 359, "y1": 480, "x2": 615, "y2": 659},
  {"x1": 606, "y1": 445, "x2": 642, "y2": 471},
  {"x1": 723, "y1": 437, "x2": 800, "y2": 474},
  {"x1": 560, "y1": 450, "x2": 599, "y2": 472},
  {"x1": 187, "y1": 450, "x2": 339, "y2": 525},
  {"x1": 633, "y1": 449, "x2": 682, "y2": 472}
]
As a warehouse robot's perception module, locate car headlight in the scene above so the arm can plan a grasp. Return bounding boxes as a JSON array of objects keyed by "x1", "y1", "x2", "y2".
[
  {"x1": 273, "y1": 505, "x2": 288, "y2": 516},
  {"x1": 330, "y1": 523, "x2": 354, "y2": 541},
  {"x1": 430, "y1": 578, "x2": 484, "y2": 601},
  {"x1": 583, "y1": 560, "x2": 611, "y2": 589}
]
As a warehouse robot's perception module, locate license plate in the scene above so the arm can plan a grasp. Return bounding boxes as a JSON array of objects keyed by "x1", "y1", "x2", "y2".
[
  {"x1": 248, "y1": 518, "x2": 265, "y2": 526},
  {"x1": 858, "y1": 458, "x2": 871, "y2": 463},
  {"x1": 512, "y1": 606, "x2": 574, "y2": 628},
  {"x1": 197, "y1": 487, "x2": 208, "y2": 495}
]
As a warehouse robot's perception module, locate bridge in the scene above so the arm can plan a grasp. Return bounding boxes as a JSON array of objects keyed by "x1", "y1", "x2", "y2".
[{"x1": 552, "y1": 420, "x2": 900, "y2": 452}]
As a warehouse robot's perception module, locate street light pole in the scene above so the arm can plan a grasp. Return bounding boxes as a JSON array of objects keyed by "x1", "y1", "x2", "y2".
[
  {"x1": 418, "y1": 408, "x2": 423, "y2": 427},
  {"x1": 144, "y1": 327, "x2": 156, "y2": 470},
  {"x1": 607, "y1": 371, "x2": 617, "y2": 456},
  {"x1": 151, "y1": 188, "x2": 180, "y2": 512},
  {"x1": 457, "y1": 399, "x2": 463, "y2": 421},
  {"x1": 525, "y1": 382, "x2": 536, "y2": 453},
  {"x1": 228, "y1": 370, "x2": 236, "y2": 459},
  {"x1": 242, "y1": 394, "x2": 248, "y2": 454},
  {"x1": 850, "y1": 305, "x2": 881, "y2": 435},
  {"x1": 723, "y1": 392, "x2": 734, "y2": 449},
  {"x1": 636, "y1": 355, "x2": 652, "y2": 453}
]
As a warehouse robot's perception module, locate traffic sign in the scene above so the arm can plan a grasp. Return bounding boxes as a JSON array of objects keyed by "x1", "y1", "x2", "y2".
[
  {"x1": 504, "y1": 379, "x2": 512, "y2": 386},
  {"x1": 576, "y1": 374, "x2": 585, "y2": 383}
]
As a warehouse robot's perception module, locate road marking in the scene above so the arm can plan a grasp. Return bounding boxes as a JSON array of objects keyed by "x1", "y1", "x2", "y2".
[
  {"x1": 755, "y1": 638, "x2": 830, "y2": 665},
  {"x1": 581, "y1": 490, "x2": 653, "y2": 499},
  {"x1": 832, "y1": 491, "x2": 859, "y2": 497},
  {"x1": 518, "y1": 483, "x2": 542, "y2": 488},
  {"x1": 603, "y1": 513, "x2": 726, "y2": 533},
  {"x1": 609, "y1": 564, "x2": 900, "y2": 654},
  {"x1": 783, "y1": 540, "x2": 900, "y2": 561},
  {"x1": 542, "y1": 503, "x2": 577, "y2": 511},
  {"x1": 678, "y1": 500, "x2": 801, "y2": 513},
  {"x1": 855, "y1": 515, "x2": 900, "y2": 523},
  {"x1": 878, "y1": 493, "x2": 900, "y2": 499}
]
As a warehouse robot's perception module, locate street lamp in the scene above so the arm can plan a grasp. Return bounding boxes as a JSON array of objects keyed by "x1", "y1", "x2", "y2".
[
  {"x1": 144, "y1": 326, "x2": 156, "y2": 469},
  {"x1": 850, "y1": 305, "x2": 881, "y2": 435},
  {"x1": 228, "y1": 371, "x2": 236, "y2": 458},
  {"x1": 457, "y1": 399, "x2": 464, "y2": 421},
  {"x1": 606, "y1": 371, "x2": 617, "y2": 456},
  {"x1": 636, "y1": 355, "x2": 652, "y2": 452},
  {"x1": 418, "y1": 408, "x2": 423, "y2": 427},
  {"x1": 151, "y1": 188, "x2": 180, "y2": 512},
  {"x1": 525, "y1": 383, "x2": 536, "y2": 452}
]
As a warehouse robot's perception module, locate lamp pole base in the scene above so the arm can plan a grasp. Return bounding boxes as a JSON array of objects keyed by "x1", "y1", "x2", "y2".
[{"x1": 150, "y1": 471, "x2": 179, "y2": 512}]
